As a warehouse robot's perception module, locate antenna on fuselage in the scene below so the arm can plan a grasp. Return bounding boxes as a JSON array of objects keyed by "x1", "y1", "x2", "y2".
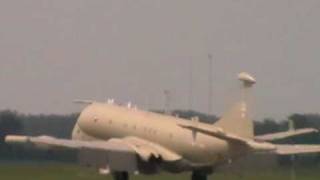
[
  {"x1": 191, "y1": 116, "x2": 199, "y2": 146},
  {"x1": 73, "y1": 99, "x2": 94, "y2": 105},
  {"x1": 127, "y1": 102, "x2": 132, "y2": 108},
  {"x1": 107, "y1": 99, "x2": 115, "y2": 104}
]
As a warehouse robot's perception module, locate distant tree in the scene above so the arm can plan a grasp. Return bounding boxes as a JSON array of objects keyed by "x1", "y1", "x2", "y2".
[
  {"x1": 254, "y1": 118, "x2": 282, "y2": 135},
  {"x1": 289, "y1": 114, "x2": 309, "y2": 129},
  {"x1": 0, "y1": 110, "x2": 23, "y2": 143},
  {"x1": 289, "y1": 113, "x2": 320, "y2": 129},
  {"x1": 21, "y1": 113, "x2": 79, "y2": 138},
  {"x1": 288, "y1": 113, "x2": 320, "y2": 145}
]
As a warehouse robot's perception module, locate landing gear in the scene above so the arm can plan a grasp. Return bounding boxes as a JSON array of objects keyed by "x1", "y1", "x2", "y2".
[
  {"x1": 191, "y1": 171, "x2": 208, "y2": 180},
  {"x1": 112, "y1": 171, "x2": 129, "y2": 180}
]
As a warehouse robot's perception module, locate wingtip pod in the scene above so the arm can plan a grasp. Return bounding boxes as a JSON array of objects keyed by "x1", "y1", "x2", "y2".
[
  {"x1": 5, "y1": 135, "x2": 29, "y2": 144},
  {"x1": 238, "y1": 72, "x2": 256, "y2": 88}
]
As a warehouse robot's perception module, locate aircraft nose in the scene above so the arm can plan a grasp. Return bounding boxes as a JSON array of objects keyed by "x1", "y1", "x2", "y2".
[{"x1": 76, "y1": 105, "x2": 97, "y2": 133}]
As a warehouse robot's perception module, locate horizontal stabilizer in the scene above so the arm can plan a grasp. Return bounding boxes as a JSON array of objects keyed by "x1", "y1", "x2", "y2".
[
  {"x1": 255, "y1": 128, "x2": 319, "y2": 142},
  {"x1": 275, "y1": 144, "x2": 320, "y2": 155},
  {"x1": 178, "y1": 122, "x2": 276, "y2": 153}
]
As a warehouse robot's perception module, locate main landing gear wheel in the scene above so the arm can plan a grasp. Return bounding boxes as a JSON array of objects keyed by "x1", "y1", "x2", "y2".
[
  {"x1": 191, "y1": 171, "x2": 208, "y2": 180},
  {"x1": 112, "y1": 171, "x2": 129, "y2": 180}
]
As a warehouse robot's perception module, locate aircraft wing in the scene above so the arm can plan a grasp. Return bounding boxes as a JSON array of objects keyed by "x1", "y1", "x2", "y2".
[
  {"x1": 5, "y1": 135, "x2": 137, "y2": 157},
  {"x1": 255, "y1": 128, "x2": 318, "y2": 142},
  {"x1": 5, "y1": 135, "x2": 181, "y2": 162},
  {"x1": 275, "y1": 144, "x2": 320, "y2": 155}
]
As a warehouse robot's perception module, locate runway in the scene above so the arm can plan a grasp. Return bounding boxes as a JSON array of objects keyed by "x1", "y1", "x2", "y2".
[{"x1": 0, "y1": 162, "x2": 317, "y2": 180}]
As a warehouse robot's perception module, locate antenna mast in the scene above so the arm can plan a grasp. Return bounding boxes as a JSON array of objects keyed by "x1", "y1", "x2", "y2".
[
  {"x1": 208, "y1": 54, "x2": 213, "y2": 114},
  {"x1": 189, "y1": 58, "x2": 193, "y2": 110}
]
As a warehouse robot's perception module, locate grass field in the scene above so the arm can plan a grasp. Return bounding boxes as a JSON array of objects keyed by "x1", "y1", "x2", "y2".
[{"x1": 0, "y1": 162, "x2": 319, "y2": 180}]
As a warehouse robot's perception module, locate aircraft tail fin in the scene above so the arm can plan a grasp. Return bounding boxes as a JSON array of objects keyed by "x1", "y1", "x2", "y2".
[{"x1": 214, "y1": 72, "x2": 256, "y2": 139}]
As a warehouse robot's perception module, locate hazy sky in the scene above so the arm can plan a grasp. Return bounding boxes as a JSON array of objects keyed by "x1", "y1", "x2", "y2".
[{"x1": 0, "y1": 0, "x2": 320, "y2": 120}]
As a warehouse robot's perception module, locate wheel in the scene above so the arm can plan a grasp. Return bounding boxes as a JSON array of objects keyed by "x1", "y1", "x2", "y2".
[
  {"x1": 112, "y1": 171, "x2": 129, "y2": 180},
  {"x1": 191, "y1": 171, "x2": 208, "y2": 180}
]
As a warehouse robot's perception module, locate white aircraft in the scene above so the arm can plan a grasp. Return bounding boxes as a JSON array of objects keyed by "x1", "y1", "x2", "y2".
[{"x1": 6, "y1": 72, "x2": 320, "y2": 180}]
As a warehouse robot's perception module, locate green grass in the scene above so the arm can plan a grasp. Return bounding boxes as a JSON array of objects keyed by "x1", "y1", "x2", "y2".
[{"x1": 0, "y1": 162, "x2": 319, "y2": 180}]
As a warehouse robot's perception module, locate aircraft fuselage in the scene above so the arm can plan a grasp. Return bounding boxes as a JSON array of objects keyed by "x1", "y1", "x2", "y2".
[{"x1": 71, "y1": 103, "x2": 247, "y2": 170}]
